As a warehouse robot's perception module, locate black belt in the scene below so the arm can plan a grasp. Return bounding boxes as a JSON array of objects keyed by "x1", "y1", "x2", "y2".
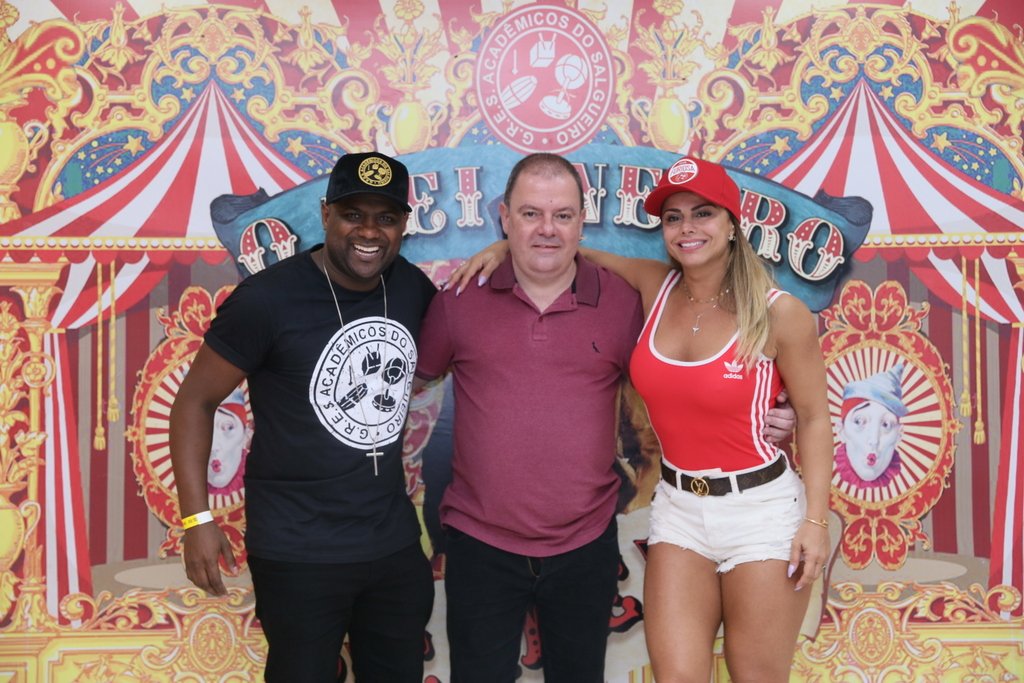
[{"x1": 661, "y1": 457, "x2": 787, "y2": 497}]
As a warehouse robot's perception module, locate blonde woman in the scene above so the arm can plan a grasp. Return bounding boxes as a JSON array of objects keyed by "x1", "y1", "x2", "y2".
[{"x1": 451, "y1": 156, "x2": 832, "y2": 682}]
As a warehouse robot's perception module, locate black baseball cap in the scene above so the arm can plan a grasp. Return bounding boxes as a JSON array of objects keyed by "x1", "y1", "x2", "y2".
[{"x1": 324, "y1": 152, "x2": 412, "y2": 211}]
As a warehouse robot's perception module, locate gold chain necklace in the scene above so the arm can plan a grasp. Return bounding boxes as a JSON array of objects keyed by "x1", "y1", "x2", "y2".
[
  {"x1": 681, "y1": 280, "x2": 730, "y2": 336},
  {"x1": 320, "y1": 253, "x2": 390, "y2": 476}
]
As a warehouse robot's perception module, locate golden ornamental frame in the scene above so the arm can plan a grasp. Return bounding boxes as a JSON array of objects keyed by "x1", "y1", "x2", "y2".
[{"x1": 819, "y1": 279, "x2": 961, "y2": 571}]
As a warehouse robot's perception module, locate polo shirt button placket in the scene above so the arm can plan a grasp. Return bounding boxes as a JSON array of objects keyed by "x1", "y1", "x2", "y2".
[{"x1": 531, "y1": 315, "x2": 547, "y2": 341}]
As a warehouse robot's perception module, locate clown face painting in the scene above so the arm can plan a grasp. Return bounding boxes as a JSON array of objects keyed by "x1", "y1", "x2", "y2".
[
  {"x1": 207, "y1": 389, "x2": 252, "y2": 495},
  {"x1": 834, "y1": 363, "x2": 906, "y2": 488}
]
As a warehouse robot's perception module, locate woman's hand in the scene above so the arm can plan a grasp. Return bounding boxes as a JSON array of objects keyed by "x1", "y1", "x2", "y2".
[
  {"x1": 443, "y1": 241, "x2": 509, "y2": 294},
  {"x1": 788, "y1": 518, "x2": 830, "y2": 591}
]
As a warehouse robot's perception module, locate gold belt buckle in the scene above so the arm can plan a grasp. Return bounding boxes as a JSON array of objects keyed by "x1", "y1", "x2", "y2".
[{"x1": 690, "y1": 476, "x2": 710, "y2": 497}]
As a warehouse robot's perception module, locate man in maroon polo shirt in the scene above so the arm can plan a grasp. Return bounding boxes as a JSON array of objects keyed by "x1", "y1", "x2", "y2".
[{"x1": 414, "y1": 153, "x2": 643, "y2": 682}]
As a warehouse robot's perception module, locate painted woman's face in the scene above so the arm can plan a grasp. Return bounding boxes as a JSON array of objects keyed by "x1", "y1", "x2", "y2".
[
  {"x1": 208, "y1": 408, "x2": 246, "y2": 488},
  {"x1": 839, "y1": 400, "x2": 903, "y2": 482}
]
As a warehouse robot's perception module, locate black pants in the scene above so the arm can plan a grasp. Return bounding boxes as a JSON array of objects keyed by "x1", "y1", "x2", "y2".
[
  {"x1": 444, "y1": 518, "x2": 620, "y2": 683},
  {"x1": 249, "y1": 543, "x2": 434, "y2": 682}
]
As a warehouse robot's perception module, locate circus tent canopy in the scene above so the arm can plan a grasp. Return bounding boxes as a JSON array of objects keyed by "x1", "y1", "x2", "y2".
[
  {"x1": 2, "y1": 82, "x2": 308, "y2": 326},
  {"x1": 768, "y1": 80, "x2": 1024, "y2": 324},
  {"x1": 2, "y1": 84, "x2": 306, "y2": 245}
]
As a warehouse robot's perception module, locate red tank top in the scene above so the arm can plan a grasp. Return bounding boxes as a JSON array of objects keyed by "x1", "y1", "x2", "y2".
[{"x1": 629, "y1": 270, "x2": 784, "y2": 472}]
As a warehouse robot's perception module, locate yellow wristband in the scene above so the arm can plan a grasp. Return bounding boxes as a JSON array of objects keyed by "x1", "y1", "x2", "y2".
[
  {"x1": 182, "y1": 510, "x2": 214, "y2": 529},
  {"x1": 804, "y1": 516, "x2": 829, "y2": 530}
]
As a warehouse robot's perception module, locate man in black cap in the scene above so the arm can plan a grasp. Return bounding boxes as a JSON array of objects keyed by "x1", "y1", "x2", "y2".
[{"x1": 171, "y1": 152, "x2": 437, "y2": 682}]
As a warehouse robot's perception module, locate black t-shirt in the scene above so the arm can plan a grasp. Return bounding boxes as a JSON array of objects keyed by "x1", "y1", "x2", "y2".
[{"x1": 205, "y1": 247, "x2": 436, "y2": 562}]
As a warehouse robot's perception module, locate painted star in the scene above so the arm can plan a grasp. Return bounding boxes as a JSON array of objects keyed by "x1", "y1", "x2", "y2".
[
  {"x1": 181, "y1": 87, "x2": 195, "y2": 102},
  {"x1": 880, "y1": 85, "x2": 894, "y2": 100},
  {"x1": 286, "y1": 136, "x2": 307, "y2": 157},
  {"x1": 830, "y1": 86, "x2": 843, "y2": 100},
  {"x1": 123, "y1": 135, "x2": 144, "y2": 155},
  {"x1": 232, "y1": 88, "x2": 246, "y2": 103},
  {"x1": 770, "y1": 135, "x2": 791, "y2": 155},
  {"x1": 931, "y1": 132, "x2": 951, "y2": 153}
]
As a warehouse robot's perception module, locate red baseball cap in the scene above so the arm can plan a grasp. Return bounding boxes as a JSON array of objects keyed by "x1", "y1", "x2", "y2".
[{"x1": 643, "y1": 156, "x2": 741, "y2": 221}]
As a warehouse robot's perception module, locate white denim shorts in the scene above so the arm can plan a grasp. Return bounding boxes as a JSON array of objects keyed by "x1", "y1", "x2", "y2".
[{"x1": 648, "y1": 463, "x2": 806, "y2": 573}]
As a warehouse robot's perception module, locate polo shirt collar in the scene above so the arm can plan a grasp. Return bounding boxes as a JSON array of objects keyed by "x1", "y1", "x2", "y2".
[{"x1": 490, "y1": 251, "x2": 600, "y2": 306}]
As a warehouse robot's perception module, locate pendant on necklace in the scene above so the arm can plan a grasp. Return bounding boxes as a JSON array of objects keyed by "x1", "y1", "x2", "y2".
[
  {"x1": 684, "y1": 282, "x2": 727, "y2": 336},
  {"x1": 366, "y1": 447, "x2": 383, "y2": 476},
  {"x1": 691, "y1": 305, "x2": 715, "y2": 335}
]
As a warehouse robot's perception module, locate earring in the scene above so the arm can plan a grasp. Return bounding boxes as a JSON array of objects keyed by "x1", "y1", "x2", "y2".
[{"x1": 728, "y1": 232, "x2": 736, "y2": 242}]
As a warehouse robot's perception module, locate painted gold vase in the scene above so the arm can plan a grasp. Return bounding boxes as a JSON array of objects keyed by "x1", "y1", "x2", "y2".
[
  {"x1": 388, "y1": 95, "x2": 443, "y2": 154},
  {"x1": 0, "y1": 484, "x2": 35, "y2": 571},
  {"x1": 647, "y1": 93, "x2": 690, "y2": 152},
  {"x1": 0, "y1": 113, "x2": 29, "y2": 223}
]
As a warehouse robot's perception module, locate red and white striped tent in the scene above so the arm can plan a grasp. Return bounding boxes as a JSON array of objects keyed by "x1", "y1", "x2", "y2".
[
  {"x1": 769, "y1": 79, "x2": 1024, "y2": 611},
  {"x1": 2, "y1": 83, "x2": 307, "y2": 619}
]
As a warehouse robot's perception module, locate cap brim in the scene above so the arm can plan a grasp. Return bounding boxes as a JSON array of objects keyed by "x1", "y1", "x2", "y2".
[
  {"x1": 642, "y1": 185, "x2": 676, "y2": 218},
  {"x1": 325, "y1": 189, "x2": 412, "y2": 213},
  {"x1": 643, "y1": 185, "x2": 739, "y2": 221}
]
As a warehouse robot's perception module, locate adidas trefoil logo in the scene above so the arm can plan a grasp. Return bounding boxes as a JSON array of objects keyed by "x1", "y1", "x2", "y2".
[{"x1": 723, "y1": 359, "x2": 744, "y2": 380}]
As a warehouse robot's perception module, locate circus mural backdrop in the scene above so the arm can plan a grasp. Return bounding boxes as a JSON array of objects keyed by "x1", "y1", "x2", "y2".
[{"x1": 0, "y1": 0, "x2": 1021, "y2": 680}]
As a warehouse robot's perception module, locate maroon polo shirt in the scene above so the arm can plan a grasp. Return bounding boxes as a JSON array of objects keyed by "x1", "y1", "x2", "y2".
[{"x1": 416, "y1": 254, "x2": 643, "y2": 555}]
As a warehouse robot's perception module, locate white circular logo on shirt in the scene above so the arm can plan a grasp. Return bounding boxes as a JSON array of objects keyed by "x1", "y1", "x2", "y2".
[{"x1": 309, "y1": 317, "x2": 416, "y2": 449}]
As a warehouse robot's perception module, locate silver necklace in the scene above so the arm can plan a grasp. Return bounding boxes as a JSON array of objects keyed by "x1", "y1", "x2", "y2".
[
  {"x1": 682, "y1": 280, "x2": 730, "y2": 336},
  {"x1": 320, "y1": 253, "x2": 390, "y2": 476}
]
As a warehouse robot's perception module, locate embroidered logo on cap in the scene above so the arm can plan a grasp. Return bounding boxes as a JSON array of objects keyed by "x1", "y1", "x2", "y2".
[
  {"x1": 667, "y1": 158, "x2": 699, "y2": 186},
  {"x1": 358, "y1": 157, "x2": 393, "y2": 187}
]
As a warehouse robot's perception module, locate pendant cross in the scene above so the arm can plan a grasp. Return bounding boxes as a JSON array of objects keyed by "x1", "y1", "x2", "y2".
[{"x1": 366, "y1": 447, "x2": 383, "y2": 476}]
